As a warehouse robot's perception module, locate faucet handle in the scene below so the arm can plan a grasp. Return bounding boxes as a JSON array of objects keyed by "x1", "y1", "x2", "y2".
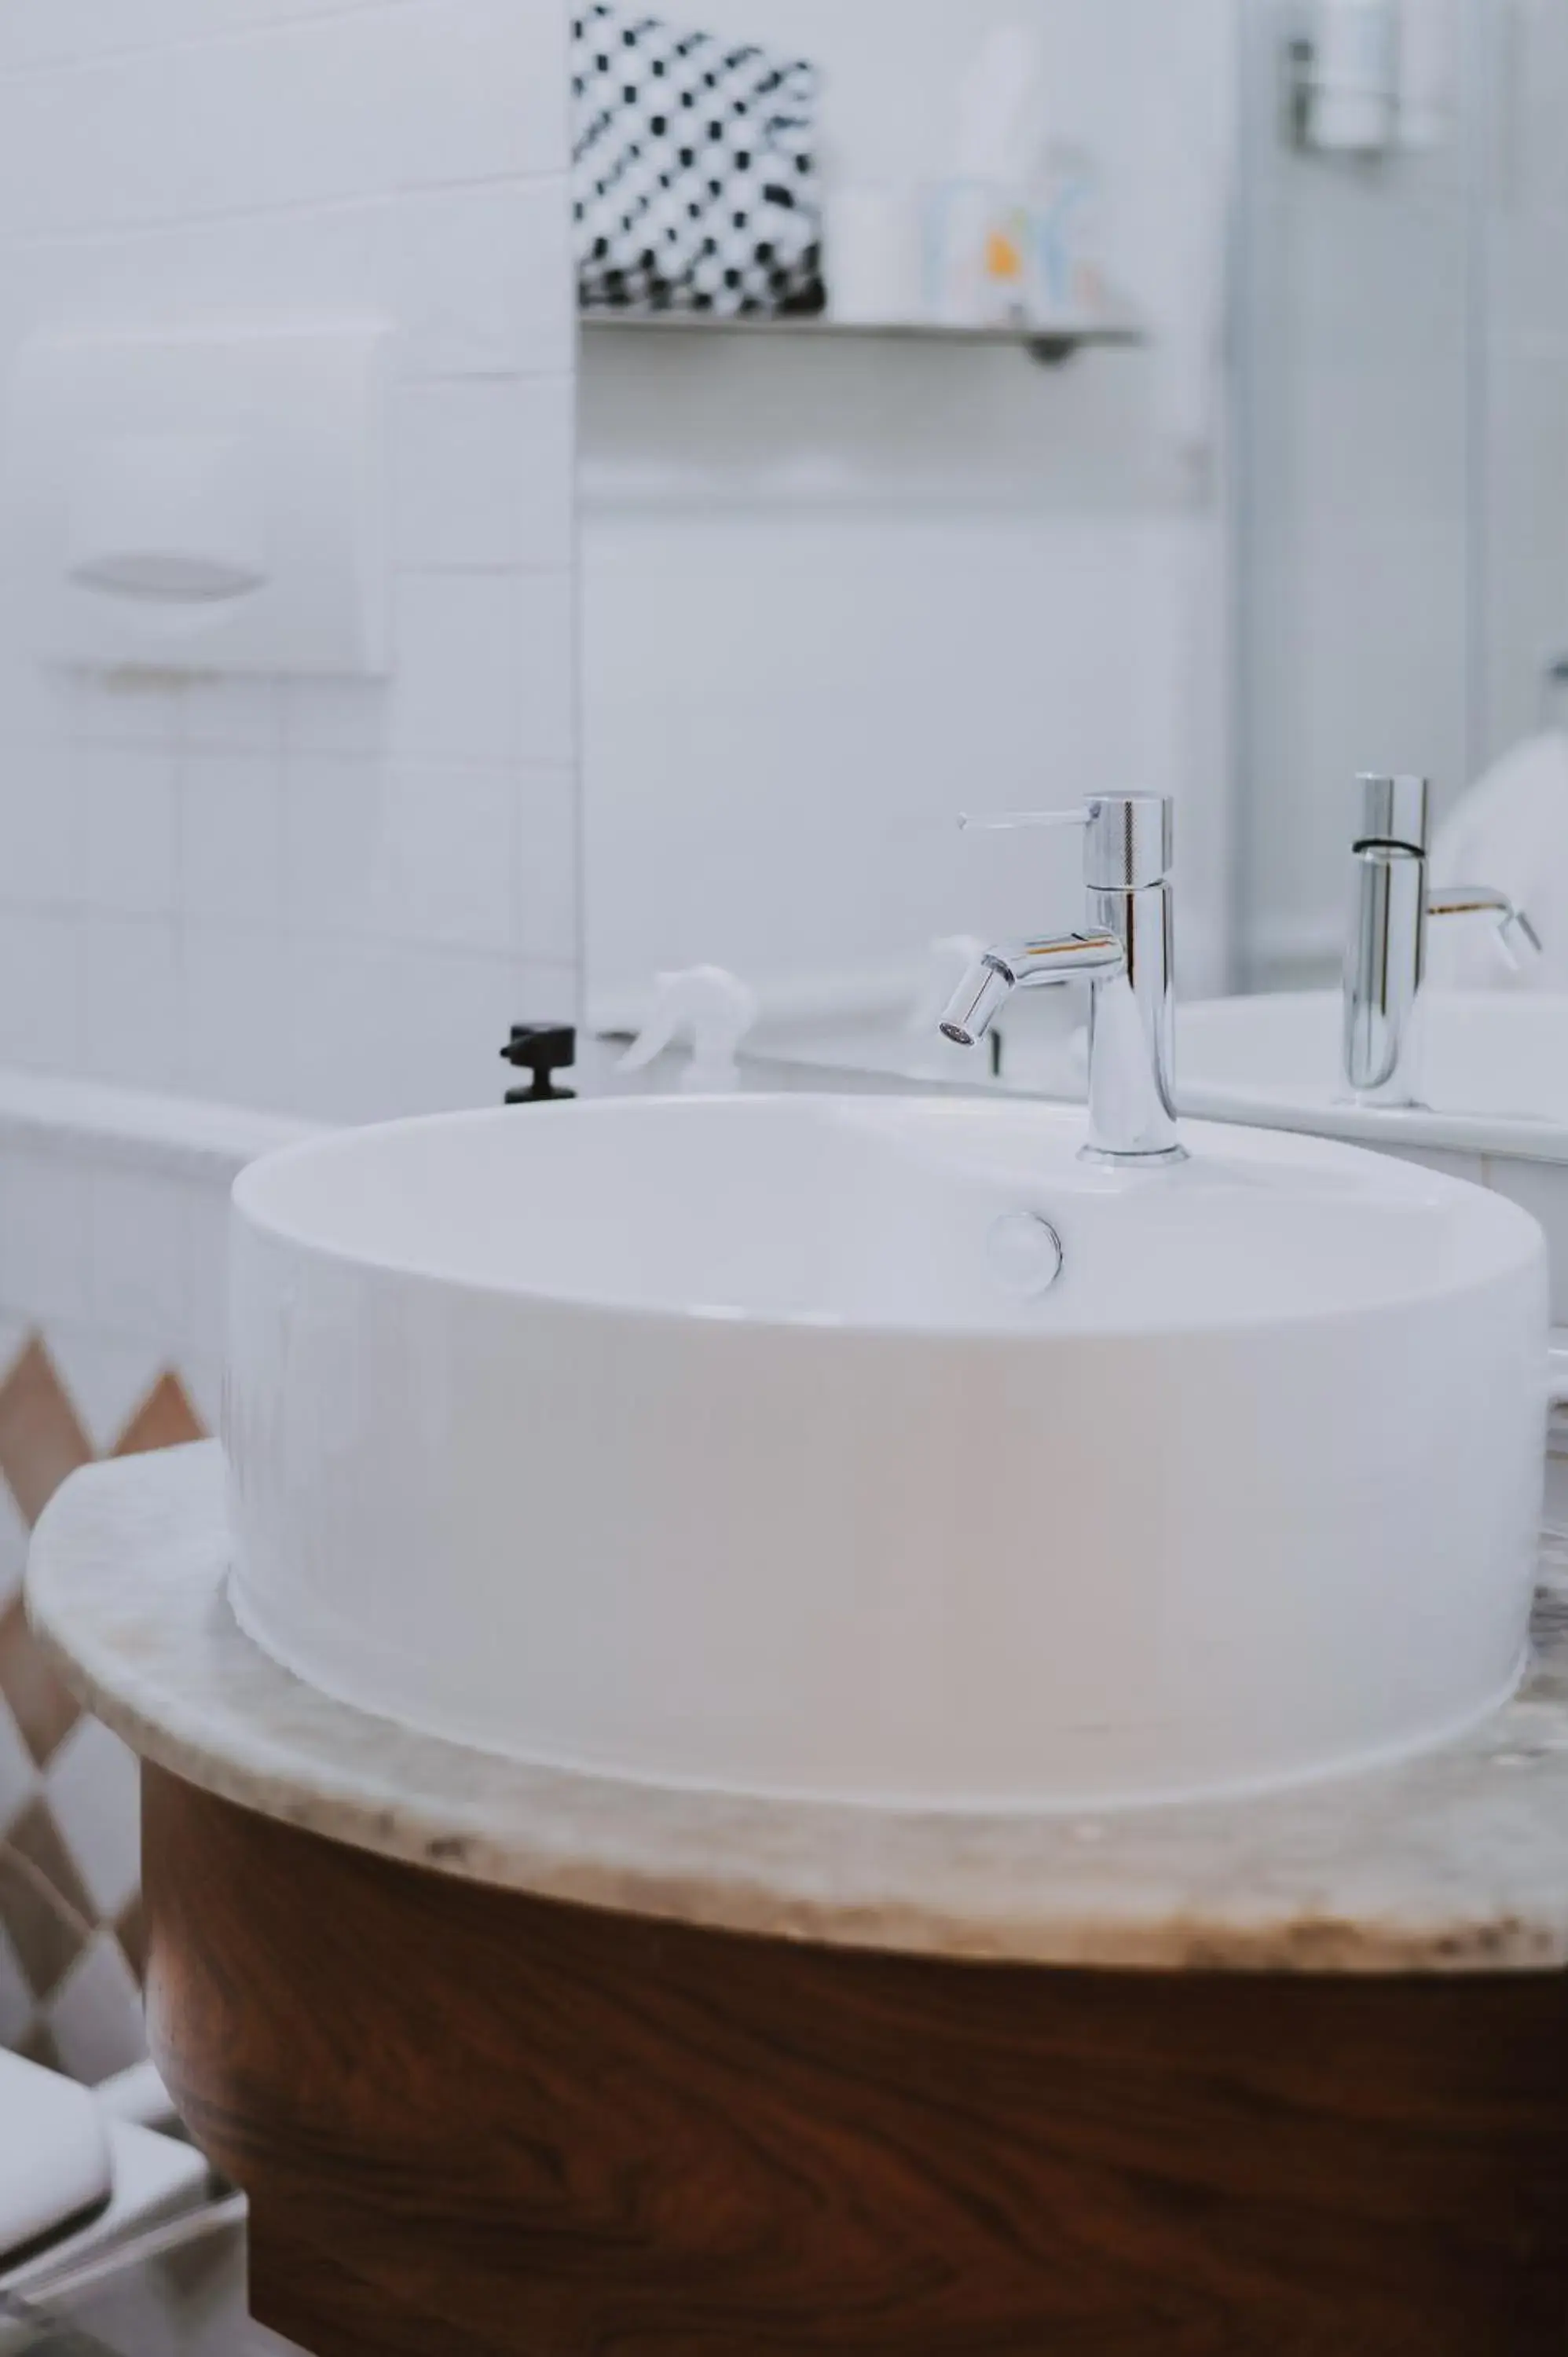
[
  {"x1": 958, "y1": 811, "x2": 1090, "y2": 833},
  {"x1": 959, "y1": 796, "x2": 1174, "y2": 892}
]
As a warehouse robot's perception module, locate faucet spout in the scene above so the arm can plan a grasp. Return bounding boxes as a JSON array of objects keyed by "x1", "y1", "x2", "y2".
[
  {"x1": 1427, "y1": 885, "x2": 1543, "y2": 970},
  {"x1": 939, "y1": 933, "x2": 1125, "y2": 1048}
]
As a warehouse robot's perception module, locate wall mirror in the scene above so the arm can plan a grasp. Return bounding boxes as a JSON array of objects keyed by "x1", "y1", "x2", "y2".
[
  {"x1": 573, "y1": 0, "x2": 1568, "y2": 1074},
  {"x1": 574, "y1": 0, "x2": 1233, "y2": 1073}
]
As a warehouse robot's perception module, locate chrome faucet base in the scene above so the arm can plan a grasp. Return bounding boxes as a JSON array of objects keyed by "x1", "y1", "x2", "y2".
[
  {"x1": 1079, "y1": 1142, "x2": 1190, "y2": 1171},
  {"x1": 1342, "y1": 1080, "x2": 1427, "y2": 1113}
]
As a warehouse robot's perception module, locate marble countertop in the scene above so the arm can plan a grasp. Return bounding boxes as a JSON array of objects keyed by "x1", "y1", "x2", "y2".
[{"x1": 27, "y1": 1441, "x2": 1568, "y2": 1975}]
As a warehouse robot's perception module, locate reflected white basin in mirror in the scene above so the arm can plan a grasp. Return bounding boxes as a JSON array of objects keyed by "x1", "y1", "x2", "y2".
[
  {"x1": 226, "y1": 1096, "x2": 1548, "y2": 1813},
  {"x1": 1178, "y1": 992, "x2": 1568, "y2": 1317}
]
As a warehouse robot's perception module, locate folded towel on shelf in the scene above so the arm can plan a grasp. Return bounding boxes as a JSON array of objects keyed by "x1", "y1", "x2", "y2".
[
  {"x1": 573, "y1": 2, "x2": 824, "y2": 318},
  {"x1": 1430, "y1": 732, "x2": 1568, "y2": 991}
]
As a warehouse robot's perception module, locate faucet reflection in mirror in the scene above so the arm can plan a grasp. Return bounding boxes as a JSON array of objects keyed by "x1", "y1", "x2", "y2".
[
  {"x1": 1344, "y1": 774, "x2": 1542, "y2": 1109},
  {"x1": 940, "y1": 796, "x2": 1185, "y2": 1167}
]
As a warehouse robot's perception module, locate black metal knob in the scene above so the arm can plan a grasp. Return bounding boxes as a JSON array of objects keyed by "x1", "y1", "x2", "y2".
[{"x1": 501, "y1": 1023, "x2": 577, "y2": 1104}]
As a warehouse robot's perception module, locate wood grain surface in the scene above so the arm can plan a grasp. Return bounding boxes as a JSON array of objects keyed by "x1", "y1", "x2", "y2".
[{"x1": 142, "y1": 1764, "x2": 1568, "y2": 2356}]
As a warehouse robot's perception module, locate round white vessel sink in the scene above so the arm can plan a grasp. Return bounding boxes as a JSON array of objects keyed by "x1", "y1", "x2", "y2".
[
  {"x1": 1179, "y1": 992, "x2": 1568, "y2": 1316},
  {"x1": 226, "y1": 1096, "x2": 1548, "y2": 1812}
]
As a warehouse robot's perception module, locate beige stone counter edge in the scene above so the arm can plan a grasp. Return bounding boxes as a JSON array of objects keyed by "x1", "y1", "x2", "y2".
[{"x1": 27, "y1": 1442, "x2": 1568, "y2": 1975}]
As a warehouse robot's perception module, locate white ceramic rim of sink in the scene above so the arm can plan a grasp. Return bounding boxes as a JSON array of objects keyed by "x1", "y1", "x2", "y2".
[
  {"x1": 232, "y1": 1094, "x2": 1541, "y2": 1345},
  {"x1": 1178, "y1": 992, "x2": 1568, "y2": 1165}
]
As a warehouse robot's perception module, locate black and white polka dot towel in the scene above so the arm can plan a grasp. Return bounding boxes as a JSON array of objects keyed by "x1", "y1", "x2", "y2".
[{"x1": 573, "y1": 2, "x2": 824, "y2": 317}]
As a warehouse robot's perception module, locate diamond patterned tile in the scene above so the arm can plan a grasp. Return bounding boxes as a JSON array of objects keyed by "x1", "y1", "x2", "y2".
[
  {"x1": 45, "y1": 1329, "x2": 168, "y2": 1462},
  {"x1": 0, "y1": 1798, "x2": 95, "y2": 2001},
  {"x1": 114, "y1": 1893, "x2": 147, "y2": 1983},
  {"x1": 15, "y1": 2016, "x2": 62, "y2": 2073},
  {"x1": 0, "y1": 1335, "x2": 93, "y2": 1527},
  {"x1": 47, "y1": 1930, "x2": 145, "y2": 2084},
  {"x1": 0, "y1": 1596, "x2": 82, "y2": 1769},
  {"x1": 0, "y1": 1919, "x2": 32, "y2": 2049},
  {"x1": 115, "y1": 1373, "x2": 203, "y2": 1460},
  {"x1": 0, "y1": 1332, "x2": 206, "y2": 2076},
  {"x1": 0, "y1": 1695, "x2": 39, "y2": 1835},
  {"x1": 44, "y1": 1717, "x2": 141, "y2": 1921},
  {"x1": 0, "y1": 1482, "x2": 28, "y2": 1617},
  {"x1": 0, "y1": 1321, "x2": 29, "y2": 1400}
]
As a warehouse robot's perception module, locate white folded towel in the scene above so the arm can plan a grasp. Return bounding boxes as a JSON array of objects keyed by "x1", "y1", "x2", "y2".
[{"x1": 1430, "y1": 732, "x2": 1568, "y2": 989}]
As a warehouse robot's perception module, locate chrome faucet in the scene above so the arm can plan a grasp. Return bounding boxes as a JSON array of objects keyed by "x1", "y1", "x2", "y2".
[
  {"x1": 940, "y1": 794, "x2": 1186, "y2": 1166},
  {"x1": 1344, "y1": 774, "x2": 1541, "y2": 1106}
]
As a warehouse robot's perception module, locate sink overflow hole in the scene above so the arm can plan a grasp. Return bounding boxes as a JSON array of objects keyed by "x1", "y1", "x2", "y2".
[{"x1": 987, "y1": 1213, "x2": 1065, "y2": 1300}]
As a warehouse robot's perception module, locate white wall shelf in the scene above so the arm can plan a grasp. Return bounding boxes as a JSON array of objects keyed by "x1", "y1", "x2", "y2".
[{"x1": 580, "y1": 305, "x2": 1145, "y2": 367}]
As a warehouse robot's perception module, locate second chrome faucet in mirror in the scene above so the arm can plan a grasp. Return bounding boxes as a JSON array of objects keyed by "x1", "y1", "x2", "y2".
[
  {"x1": 939, "y1": 794, "x2": 1186, "y2": 1166},
  {"x1": 1344, "y1": 774, "x2": 1542, "y2": 1107}
]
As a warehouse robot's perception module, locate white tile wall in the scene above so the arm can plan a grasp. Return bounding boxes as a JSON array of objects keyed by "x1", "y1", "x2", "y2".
[
  {"x1": 77, "y1": 918, "x2": 185, "y2": 1096},
  {"x1": 390, "y1": 572, "x2": 576, "y2": 766},
  {"x1": 394, "y1": 377, "x2": 576, "y2": 573},
  {"x1": 180, "y1": 926, "x2": 302, "y2": 1111},
  {"x1": 0, "y1": 915, "x2": 81, "y2": 1072},
  {"x1": 79, "y1": 750, "x2": 179, "y2": 919},
  {"x1": 396, "y1": 180, "x2": 575, "y2": 379},
  {"x1": 0, "y1": 0, "x2": 581, "y2": 1124},
  {"x1": 0, "y1": 744, "x2": 75, "y2": 903},
  {"x1": 181, "y1": 754, "x2": 288, "y2": 931}
]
